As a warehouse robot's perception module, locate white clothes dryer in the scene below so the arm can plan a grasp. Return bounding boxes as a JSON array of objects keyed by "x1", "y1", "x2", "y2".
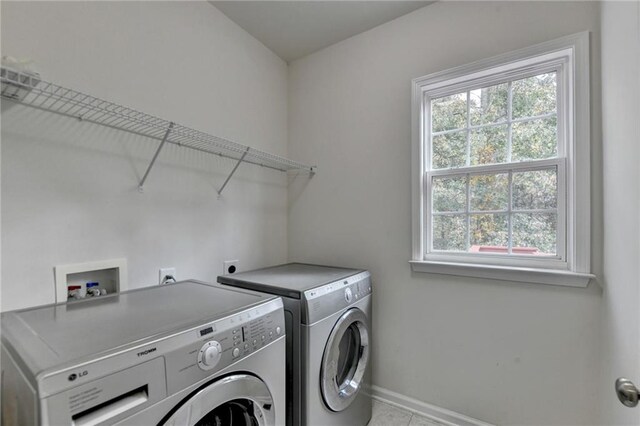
[
  {"x1": 1, "y1": 280, "x2": 286, "y2": 426},
  {"x1": 219, "y1": 263, "x2": 372, "y2": 426}
]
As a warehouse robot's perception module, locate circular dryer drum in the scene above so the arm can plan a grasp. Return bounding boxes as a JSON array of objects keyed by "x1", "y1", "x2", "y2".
[
  {"x1": 162, "y1": 374, "x2": 275, "y2": 426},
  {"x1": 320, "y1": 308, "x2": 370, "y2": 412}
]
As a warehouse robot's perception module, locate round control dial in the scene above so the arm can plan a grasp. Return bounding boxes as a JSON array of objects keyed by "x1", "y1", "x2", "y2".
[
  {"x1": 198, "y1": 340, "x2": 222, "y2": 370},
  {"x1": 344, "y1": 288, "x2": 353, "y2": 303}
]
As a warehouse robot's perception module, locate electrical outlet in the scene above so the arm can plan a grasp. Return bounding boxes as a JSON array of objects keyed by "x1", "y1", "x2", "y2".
[
  {"x1": 159, "y1": 267, "x2": 176, "y2": 285},
  {"x1": 223, "y1": 260, "x2": 239, "y2": 275}
]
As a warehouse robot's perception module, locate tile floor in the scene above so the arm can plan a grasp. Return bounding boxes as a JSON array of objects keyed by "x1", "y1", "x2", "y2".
[{"x1": 368, "y1": 400, "x2": 447, "y2": 426}]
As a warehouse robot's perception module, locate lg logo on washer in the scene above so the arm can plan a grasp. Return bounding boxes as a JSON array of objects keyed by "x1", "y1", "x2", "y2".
[{"x1": 68, "y1": 370, "x2": 88, "y2": 381}]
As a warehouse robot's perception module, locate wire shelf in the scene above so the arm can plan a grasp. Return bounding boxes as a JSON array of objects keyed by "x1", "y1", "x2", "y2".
[{"x1": 0, "y1": 67, "x2": 315, "y2": 194}]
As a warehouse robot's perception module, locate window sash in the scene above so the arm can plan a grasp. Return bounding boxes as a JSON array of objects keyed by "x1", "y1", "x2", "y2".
[
  {"x1": 421, "y1": 57, "x2": 569, "y2": 268},
  {"x1": 426, "y1": 68, "x2": 563, "y2": 170},
  {"x1": 425, "y1": 159, "x2": 566, "y2": 262}
]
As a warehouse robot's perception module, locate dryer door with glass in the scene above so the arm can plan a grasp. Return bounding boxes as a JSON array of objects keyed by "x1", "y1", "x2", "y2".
[
  {"x1": 161, "y1": 374, "x2": 275, "y2": 425},
  {"x1": 320, "y1": 307, "x2": 370, "y2": 412}
]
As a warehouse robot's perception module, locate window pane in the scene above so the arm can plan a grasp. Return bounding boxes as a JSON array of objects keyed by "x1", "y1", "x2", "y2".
[
  {"x1": 512, "y1": 117, "x2": 557, "y2": 161},
  {"x1": 470, "y1": 125, "x2": 508, "y2": 165},
  {"x1": 512, "y1": 72, "x2": 557, "y2": 119},
  {"x1": 431, "y1": 93, "x2": 467, "y2": 132},
  {"x1": 470, "y1": 173, "x2": 508, "y2": 211},
  {"x1": 512, "y1": 213, "x2": 557, "y2": 255},
  {"x1": 433, "y1": 176, "x2": 466, "y2": 212},
  {"x1": 470, "y1": 83, "x2": 508, "y2": 126},
  {"x1": 432, "y1": 215, "x2": 467, "y2": 251},
  {"x1": 470, "y1": 214, "x2": 508, "y2": 249},
  {"x1": 432, "y1": 131, "x2": 467, "y2": 169},
  {"x1": 512, "y1": 169, "x2": 557, "y2": 210}
]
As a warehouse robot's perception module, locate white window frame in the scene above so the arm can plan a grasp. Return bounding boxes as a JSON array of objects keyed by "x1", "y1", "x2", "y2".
[{"x1": 410, "y1": 32, "x2": 594, "y2": 287}]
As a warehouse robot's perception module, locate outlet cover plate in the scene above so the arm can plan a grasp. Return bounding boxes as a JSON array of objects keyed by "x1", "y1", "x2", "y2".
[{"x1": 223, "y1": 260, "x2": 239, "y2": 275}]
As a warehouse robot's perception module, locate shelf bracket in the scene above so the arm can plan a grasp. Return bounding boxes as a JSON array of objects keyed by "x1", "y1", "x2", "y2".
[
  {"x1": 138, "y1": 122, "x2": 174, "y2": 192},
  {"x1": 217, "y1": 147, "x2": 250, "y2": 197}
]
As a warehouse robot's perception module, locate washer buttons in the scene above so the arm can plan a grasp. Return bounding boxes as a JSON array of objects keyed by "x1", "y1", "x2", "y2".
[
  {"x1": 232, "y1": 347, "x2": 240, "y2": 358},
  {"x1": 276, "y1": 326, "x2": 282, "y2": 335}
]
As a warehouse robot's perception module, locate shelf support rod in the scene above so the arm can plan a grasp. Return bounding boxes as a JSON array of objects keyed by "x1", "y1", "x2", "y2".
[
  {"x1": 218, "y1": 147, "x2": 250, "y2": 197},
  {"x1": 138, "y1": 122, "x2": 174, "y2": 191}
]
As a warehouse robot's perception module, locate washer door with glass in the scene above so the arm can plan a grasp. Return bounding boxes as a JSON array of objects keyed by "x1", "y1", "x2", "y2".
[
  {"x1": 320, "y1": 308, "x2": 370, "y2": 412},
  {"x1": 162, "y1": 374, "x2": 275, "y2": 426}
]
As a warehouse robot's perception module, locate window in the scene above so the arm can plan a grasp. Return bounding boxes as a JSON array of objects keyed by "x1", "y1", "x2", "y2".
[{"x1": 411, "y1": 33, "x2": 593, "y2": 287}]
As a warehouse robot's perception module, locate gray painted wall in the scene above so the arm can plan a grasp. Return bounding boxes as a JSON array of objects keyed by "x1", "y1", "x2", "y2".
[
  {"x1": 288, "y1": 2, "x2": 602, "y2": 424},
  {"x1": 600, "y1": 2, "x2": 640, "y2": 424},
  {"x1": 1, "y1": 1, "x2": 290, "y2": 311}
]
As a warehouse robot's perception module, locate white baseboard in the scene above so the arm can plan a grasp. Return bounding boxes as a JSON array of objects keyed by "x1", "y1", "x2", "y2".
[{"x1": 370, "y1": 385, "x2": 495, "y2": 426}]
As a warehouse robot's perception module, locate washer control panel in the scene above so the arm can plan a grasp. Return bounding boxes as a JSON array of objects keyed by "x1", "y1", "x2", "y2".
[
  {"x1": 303, "y1": 271, "x2": 371, "y2": 324},
  {"x1": 163, "y1": 298, "x2": 285, "y2": 394},
  {"x1": 228, "y1": 314, "x2": 283, "y2": 360}
]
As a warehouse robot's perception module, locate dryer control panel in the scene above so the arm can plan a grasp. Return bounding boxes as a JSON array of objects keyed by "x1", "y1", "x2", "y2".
[
  {"x1": 163, "y1": 299, "x2": 285, "y2": 395},
  {"x1": 303, "y1": 271, "x2": 372, "y2": 324}
]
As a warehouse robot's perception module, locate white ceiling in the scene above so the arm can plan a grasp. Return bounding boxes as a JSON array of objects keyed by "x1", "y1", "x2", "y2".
[{"x1": 210, "y1": 1, "x2": 433, "y2": 62}]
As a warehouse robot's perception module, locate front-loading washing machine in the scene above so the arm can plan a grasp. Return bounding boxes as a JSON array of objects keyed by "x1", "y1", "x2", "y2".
[
  {"x1": 218, "y1": 263, "x2": 372, "y2": 426},
  {"x1": 1, "y1": 280, "x2": 286, "y2": 425}
]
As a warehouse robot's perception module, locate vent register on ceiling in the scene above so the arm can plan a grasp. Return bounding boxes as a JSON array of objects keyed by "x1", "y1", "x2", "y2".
[{"x1": 0, "y1": 67, "x2": 316, "y2": 195}]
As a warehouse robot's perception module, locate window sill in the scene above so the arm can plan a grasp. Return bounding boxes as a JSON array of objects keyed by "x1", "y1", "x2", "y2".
[{"x1": 409, "y1": 260, "x2": 595, "y2": 287}]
